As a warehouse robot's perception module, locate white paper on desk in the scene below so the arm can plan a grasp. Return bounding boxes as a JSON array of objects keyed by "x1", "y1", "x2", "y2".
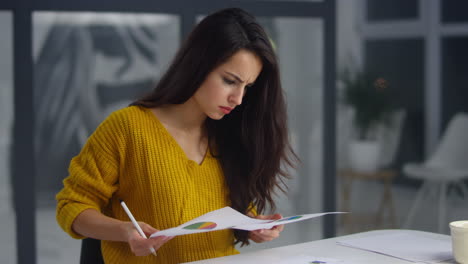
[
  {"x1": 336, "y1": 232, "x2": 453, "y2": 264},
  {"x1": 275, "y1": 255, "x2": 346, "y2": 264},
  {"x1": 150, "y1": 207, "x2": 344, "y2": 238}
]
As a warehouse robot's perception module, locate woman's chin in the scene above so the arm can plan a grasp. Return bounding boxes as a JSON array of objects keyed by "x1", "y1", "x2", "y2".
[{"x1": 207, "y1": 112, "x2": 226, "y2": 120}]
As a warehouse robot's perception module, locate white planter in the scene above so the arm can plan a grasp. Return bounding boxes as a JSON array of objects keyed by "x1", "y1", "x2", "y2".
[{"x1": 349, "y1": 140, "x2": 381, "y2": 173}]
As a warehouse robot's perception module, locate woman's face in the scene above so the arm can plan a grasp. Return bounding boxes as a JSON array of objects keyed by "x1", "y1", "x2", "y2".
[{"x1": 193, "y1": 49, "x2": 263, "y2": 120}]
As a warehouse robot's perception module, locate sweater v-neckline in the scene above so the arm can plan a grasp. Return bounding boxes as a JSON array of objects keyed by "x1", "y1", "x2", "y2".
[{"x1": 143, "y1": 106, "x2": 209, "y2": 166}]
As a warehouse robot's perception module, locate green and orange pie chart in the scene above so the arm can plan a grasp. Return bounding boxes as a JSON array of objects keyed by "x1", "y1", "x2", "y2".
[{"x1": 183, "y1": 222, "x2": 217, "y2": 230}]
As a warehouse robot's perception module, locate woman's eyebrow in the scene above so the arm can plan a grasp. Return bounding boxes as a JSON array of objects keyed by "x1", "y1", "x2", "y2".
[{"x1": 224, "y1": 71, "x2": 254, "y2": 86}]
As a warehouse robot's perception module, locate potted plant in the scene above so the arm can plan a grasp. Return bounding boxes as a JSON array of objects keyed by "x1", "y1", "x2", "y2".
[{"x1": 340, "y1": 69, "x2": 395, "y2": 172}]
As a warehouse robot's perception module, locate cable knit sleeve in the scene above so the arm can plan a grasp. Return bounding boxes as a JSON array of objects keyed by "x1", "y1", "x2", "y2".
[{"x1": 56, "y1": 111, "x2": 125, "y2": 239}]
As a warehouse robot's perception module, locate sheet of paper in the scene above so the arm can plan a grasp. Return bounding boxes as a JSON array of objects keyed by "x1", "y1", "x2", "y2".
[
  {"x1": 336, "y1": 232, "x2": 453, "y2": 264},
  {"x1": 150, "y1": 207, "x2": 344, "y2": 238},
  {"x1": 233, "y1": 212, "x2": 344, "y2": 231}
]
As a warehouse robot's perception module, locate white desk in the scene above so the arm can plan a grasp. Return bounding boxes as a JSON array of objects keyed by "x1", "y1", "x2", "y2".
[{"x1": 184, "y1": 229, "x2": 454, "y2": 264}]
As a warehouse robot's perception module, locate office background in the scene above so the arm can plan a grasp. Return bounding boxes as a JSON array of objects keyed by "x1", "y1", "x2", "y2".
[{"x1": 1, "y1": 0, "x2": 467, "y2": 263}]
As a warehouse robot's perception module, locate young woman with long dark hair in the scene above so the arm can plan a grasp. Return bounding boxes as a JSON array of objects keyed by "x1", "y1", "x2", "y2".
[{"x1": 56, "y1": 7, "x2": 297, "y2": 264}]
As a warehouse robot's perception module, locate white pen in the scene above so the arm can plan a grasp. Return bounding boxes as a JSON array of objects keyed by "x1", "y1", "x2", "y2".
[{"x1": 120, "y1": 200, "x2": 157, "y2": 256}]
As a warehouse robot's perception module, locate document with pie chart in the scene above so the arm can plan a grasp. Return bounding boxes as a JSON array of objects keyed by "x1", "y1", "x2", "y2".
[{"x1": 150, "y1": 207, "x2": 344, "y2": 238}]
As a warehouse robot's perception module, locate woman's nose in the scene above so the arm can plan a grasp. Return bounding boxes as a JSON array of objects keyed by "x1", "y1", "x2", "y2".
[{"x1": 229, "y1": 86, "x2": 245, "y2": 106}]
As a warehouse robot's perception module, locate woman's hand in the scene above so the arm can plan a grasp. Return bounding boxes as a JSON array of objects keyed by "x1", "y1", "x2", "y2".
[
  {"x1": 122, "y1": 221, "x2": 174, "y2": 256},
  {"x1": 247, "y1": 213, "x2": 284, "y2": 243}
]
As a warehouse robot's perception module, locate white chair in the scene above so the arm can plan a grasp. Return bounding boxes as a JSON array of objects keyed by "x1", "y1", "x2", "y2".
[
  {"x1": 403, "y1": 112, "x2": 468, "y2": 233},
  {"x1": 376, "y1": 109, "x2": 406, "y2": 169}
]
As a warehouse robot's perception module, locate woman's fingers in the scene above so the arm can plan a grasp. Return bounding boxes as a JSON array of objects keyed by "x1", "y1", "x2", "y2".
[
  {"x1": 125, "y1": 222, "x2": 174, "y2": 256},
  {"x1": 254, "y1": 213, "x2": 283, "y2": 221},
  {"x1": 248, "y1": 213, "x2": 284, "y2": 243},
  {"x1": 130, "y1": 235, "x2": 174, "y2": 256},
  {"x1": 249, "y1": 228, "x2": 281, "y2": 242},
  {"x1": 138, "y1": 221, "x2": 158, "y2": 237},
  {"x1": 273, "y1": 223, "x2": 285, "y2": 233}
]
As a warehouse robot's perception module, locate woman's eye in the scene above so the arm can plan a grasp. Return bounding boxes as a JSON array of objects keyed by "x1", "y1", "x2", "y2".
[{"x1": 223, "y1": 77, "x2": 236, "y2": 85}]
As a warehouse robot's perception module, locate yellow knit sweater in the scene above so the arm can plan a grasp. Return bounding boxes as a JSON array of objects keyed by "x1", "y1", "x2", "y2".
[{"x1": 56, "y1": 106, "x2": 239, "y2": 263}]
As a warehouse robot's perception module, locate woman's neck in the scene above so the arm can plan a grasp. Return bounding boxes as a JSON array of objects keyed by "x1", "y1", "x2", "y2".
[{"x1": 153, "y1": 99, "x2": 206, "y2": 134}]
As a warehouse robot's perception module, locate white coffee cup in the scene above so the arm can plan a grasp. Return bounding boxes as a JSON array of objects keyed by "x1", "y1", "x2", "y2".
[{"x1": 450, "y1": 220, "x2": 468, "y2": 264}]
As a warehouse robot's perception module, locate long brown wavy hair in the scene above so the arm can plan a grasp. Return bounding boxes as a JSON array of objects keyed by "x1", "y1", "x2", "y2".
[{"x1": 131, "y1": 8, "x2": 297, "y2": 246}]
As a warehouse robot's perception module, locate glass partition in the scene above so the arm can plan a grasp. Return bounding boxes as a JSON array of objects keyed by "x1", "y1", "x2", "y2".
[
  {"x1": 440, "y1": 37, "x2": 468, "y2": 227},
  {"x1": 0, "y1": 11, "x2": 16, "y2": 264},
  {"x1": 365, "y1": 38, "x2": 425, "y2": 167},
  {"x1": 441, "y1": 37, "x2": 468, "y2": 129},
  {"x1": 442, "y1": 1, "x2": 468, "y2": 24},
  {"x1": 33, "y1": 12, "x2": 180, "y2": 264},
  {"x1": 366, "y1": 0, "x2": 419, "y2": 22}
]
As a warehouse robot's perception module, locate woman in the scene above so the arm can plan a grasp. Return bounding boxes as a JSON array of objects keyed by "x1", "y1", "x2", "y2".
[{"x1": 56, "y1": 7, "x2": 297, "y2": 264}]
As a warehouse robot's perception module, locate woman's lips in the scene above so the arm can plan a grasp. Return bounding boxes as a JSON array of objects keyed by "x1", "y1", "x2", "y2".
[{"x1": 219, "y1": 106, "x2": 233, "y2": 114}]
